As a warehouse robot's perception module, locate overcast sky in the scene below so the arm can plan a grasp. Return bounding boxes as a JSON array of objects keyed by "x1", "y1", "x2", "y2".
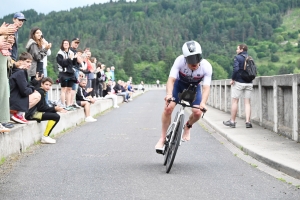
[{"x1": 0, "y1": 0, "x2": 135, "y2": 18}]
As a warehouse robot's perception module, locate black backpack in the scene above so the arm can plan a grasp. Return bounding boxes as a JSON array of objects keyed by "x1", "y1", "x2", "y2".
[{"x1": 239, "y1": 54, "x2": 257, "y2": 82}]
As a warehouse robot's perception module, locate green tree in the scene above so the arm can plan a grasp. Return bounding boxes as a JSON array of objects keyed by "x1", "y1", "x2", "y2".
[
  {"x1": 207, "y1": 59, "x2": 228, "y2": 80},
  {"x1": 122, "y1": 49, "x2": 134, "y2": 77},
  {"x1": 271, "y1": 54, "x2": 280, "y2": 62}
]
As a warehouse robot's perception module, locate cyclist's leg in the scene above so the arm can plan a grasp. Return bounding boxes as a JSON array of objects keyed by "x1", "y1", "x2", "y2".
[
  {"x1": 155, "y1": 80, "x2": 182, "y2": 149},
  {"x1": 155, "y1": 100, "x2": 176, "y2": 149},
  {"x1": 182, "y1": 84, "x2": 202, "y2": 141}
]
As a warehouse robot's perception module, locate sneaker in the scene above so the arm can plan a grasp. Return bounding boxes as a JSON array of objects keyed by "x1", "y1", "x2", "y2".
[
  {"x1": 72, "y1": 103, "x2": 81, "y2": 109},
  {"x1": 113, "y1": 105, "x2": 119, "y2": 108},
  {"x1": 11, "y1": 113, "x2": 28, "y2": 124},
  {"x1": 1, "y1": 122, "x2": 14, "y2": 129},
  {"x1": 85, "y1": 116, "x2": 97, "y2": 122},
  {"x1": 0, "y1": 123, "x2": 10, "y2": 132},
  {"x1": 41, "y1": 136, "x2": 56, "y2": 144},
  {"x1": 64, "y1": 106, "x2": 76, "y2": 111},
  {"x1": 128, "y1": 98, "x2": 133, "y2": 101},
  {"x1": 246, "y1": 122, "x2": 253, "y2": 128},
  {"x1": 223, "y1": 120, "x2": 236, "y2": 128}
]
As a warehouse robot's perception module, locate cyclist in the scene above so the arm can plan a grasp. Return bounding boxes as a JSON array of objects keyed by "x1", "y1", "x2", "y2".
[{"x1": 155, "y1": 40, "x2": 213, "y2": 153}]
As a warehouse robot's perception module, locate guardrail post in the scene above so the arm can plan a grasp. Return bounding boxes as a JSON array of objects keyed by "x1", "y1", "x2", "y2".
[
  {"x1": 258, "y1": 77, "x2": 263, "y2": 126},
  {"x1": 292, "y1": 75, "x2": 298, "y2": 142},
  {"x1": 273, "y1": 78, "x2": 278, "y2": 133},
  {"x1": 219, "y1": 80, "x2": 222, "y2": 110},
  {"x1": 224, "y1": 80, "x2": 227, "y2": 112}
]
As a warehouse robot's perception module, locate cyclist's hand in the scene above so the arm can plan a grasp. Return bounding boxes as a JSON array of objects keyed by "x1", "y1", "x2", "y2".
[
  {"x1": 199, "y1": 103, "x2": 207, "y2": 112},
  {"x1": 164, "y1": 94, "x2": 173, "y2": 102}
]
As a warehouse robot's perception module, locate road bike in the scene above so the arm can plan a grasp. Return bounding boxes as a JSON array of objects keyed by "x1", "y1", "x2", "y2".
[{"x1": 159, "y1": 84, "x2": 206, "y2": 173}]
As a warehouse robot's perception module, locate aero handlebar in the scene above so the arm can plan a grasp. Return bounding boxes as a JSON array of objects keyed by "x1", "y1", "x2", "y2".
[{"x1": 167, "y1": 98, "x2": 207, "y2": 118}]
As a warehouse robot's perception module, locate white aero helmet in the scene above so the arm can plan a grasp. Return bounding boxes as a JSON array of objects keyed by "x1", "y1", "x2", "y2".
[{"x1": 182, "y1": 40, "x2": 202, "y2": 64}]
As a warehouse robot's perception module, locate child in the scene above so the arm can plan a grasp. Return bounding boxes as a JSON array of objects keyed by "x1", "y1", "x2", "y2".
[
  {"x1": 25, "y1": 77, "x2": 66, "y2": 144},
  {"x1": 9, "y1": 52, "x2": 41, "y2": 124}
]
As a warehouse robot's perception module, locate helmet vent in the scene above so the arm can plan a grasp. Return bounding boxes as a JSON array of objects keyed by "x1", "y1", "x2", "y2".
[{"x1": 187, "y1": 41, "x2": 196, "y2": 52}]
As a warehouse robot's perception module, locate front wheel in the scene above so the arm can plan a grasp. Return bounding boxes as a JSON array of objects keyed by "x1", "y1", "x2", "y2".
[{"x1": 165, "y1": 114, "x2": 184, "y2": 173}]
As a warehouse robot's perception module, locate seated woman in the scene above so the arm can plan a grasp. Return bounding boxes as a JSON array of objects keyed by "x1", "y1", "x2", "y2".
[
  {"x1": 9, "y1": 52, "x2": 41, "y2": 124},
  {"x1": 25, "y1": 77, "x2": 66, "y2": 144},
  {"x1": 76, "y1": 78, "x2": 97, "y2": 122}
]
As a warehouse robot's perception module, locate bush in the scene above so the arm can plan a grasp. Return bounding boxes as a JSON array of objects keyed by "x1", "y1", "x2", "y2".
[
  {"x1": 271, "y1": 54, "x2": 279, "y2": 62},
  {"x1": 257, "y1": 52, "x2": 266, "y2": 58}
]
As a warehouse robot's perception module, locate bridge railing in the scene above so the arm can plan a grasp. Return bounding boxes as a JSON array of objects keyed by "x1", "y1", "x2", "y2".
[{"x1": 208, "y1": 74, "x2": 300, "y2": 142}]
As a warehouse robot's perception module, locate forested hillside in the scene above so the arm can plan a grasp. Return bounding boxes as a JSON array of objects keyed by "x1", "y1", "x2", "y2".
[{"x1": 1, "y1": 0, "x2": 300, "y2": 83}]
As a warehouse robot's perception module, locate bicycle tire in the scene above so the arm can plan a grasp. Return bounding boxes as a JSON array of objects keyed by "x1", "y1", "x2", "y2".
[{"x1": 165, "y1": 114, "x2": 184, "y2": 173}]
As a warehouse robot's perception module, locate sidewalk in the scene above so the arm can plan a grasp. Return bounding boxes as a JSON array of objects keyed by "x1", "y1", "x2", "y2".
[{"x1": 201, "y1": 106, "x2": 300, "y2": 180}]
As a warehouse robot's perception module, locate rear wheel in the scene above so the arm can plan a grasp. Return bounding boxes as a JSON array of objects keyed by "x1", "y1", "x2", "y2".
[{"x1": 165, "y1": 114, "x2": 184, "y2": 173}]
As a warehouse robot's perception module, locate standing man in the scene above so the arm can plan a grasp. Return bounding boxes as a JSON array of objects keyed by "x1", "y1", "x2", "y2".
[
  {"x1": 10, "y1": 12, "x2": 26, "y2": 62},
  {"x1": 155, "y1": 41, "x2": 212, "y2": 153},
  {"x1": 223, "y1": 44, "x2": 253, "y2": 128},
  {"x1": 69, "y1": 37, "x2": 81, "y2": 108},
  {"x1": 156, "y1": 80, "x2": 160, "y2": 88}
]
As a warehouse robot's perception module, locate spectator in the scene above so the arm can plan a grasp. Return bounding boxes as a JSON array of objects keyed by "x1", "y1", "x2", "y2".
[
  {"x1": 89, "y1": 56, "x2": 97, "y2": 98},
  {"x1": 85, "y1": 51, "x2": 93, "y2": 88},
  {"x1": 40, "y1": 33, "x2": 51, "y2": 78},
  {"x1": 26, "y1": 27, "x2": 51, "y2": 80},
  {"x1": 156, "y1": 79, "x2": 160, "y2": 87},
  {"x1": 127, "y1": 81, "x2": 135, "y2": 100},
  {"x1": 0, "y1": 28, "x2": 16, "y2": 132},
  {"x1": 103, "y1": 80, "x2": 119, "y2": 108},
  {"x1": 10, "y1": 12, "x2": 26, "y2": 62},
  {"x1": 41, "y1": 33, "x2": 51, "y2": 104},
  {"x1": 138, "y1": 81, "x2": 145, "y2": 93},
  {"x1": 121, "y1": 81, "x2": 132, "y2": 101},
  {"x1": 76, "y1": 78, "x2": 97, "y2": 122},
  {"x1": 25, "y1": 77, "x2": 66, "y2": 144},
  {"x1": 113, "y1": 80, "x2": 129, "y2": 102},
  {"x1": 95, "y1": 62, "x2": 104, "y2": 99},
  {"x1": 223, "y1": 44, "x2": 253, "y2": 128},
  {"x1": 56, "y1": 39, "x2": 77, "y2": 111},
  {"x1": 69, "y1": 38, "x2": 81, "y2": 108},
  {"x1": 111, "y1": 66, "x2": 115, "y2": 81},
  {"x1": 9, "y1": 52, "x2": 41, "y2": 124},
  {"x1": 105, "y1": 67, "x2": 112, "y2": 83}
]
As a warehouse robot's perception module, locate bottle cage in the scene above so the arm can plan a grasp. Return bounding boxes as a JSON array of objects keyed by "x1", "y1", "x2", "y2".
[{"x1": 178, "y1": 84, "x2": 197, "y2": 105}]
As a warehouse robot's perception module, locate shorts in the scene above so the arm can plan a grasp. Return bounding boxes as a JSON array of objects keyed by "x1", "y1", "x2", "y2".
[
  {"x1": 231, "y1": 81, "x2": 253, "y2": 99},
  {"x1": 76, "y1": 101, "x2": 90, "y2": 106},
  {"x1": 172, "y1": 80, "x2": 202, "y2": 105},
  {"x1": 60, "y1": 78, "x2": 75, "y2": 87},
  {"x1": 72, "y1": 69, "x2": 79, "y2": 91}
]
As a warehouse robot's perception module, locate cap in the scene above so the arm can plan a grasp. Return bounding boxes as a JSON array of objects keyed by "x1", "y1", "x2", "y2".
[
  {"x1": 72, "y1": 38, "x2": 80, "y2": 43},
  {"x1": 13, "y1": 12, "x2": 26, "y2": 21}
]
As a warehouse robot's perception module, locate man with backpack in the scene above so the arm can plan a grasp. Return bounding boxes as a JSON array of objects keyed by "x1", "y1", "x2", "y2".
[{"x1": 223, "y1": 44, "x2": 254, "y2": 128}]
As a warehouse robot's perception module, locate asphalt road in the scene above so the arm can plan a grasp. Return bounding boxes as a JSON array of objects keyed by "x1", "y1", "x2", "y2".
[{"x1": 0, "y1": 90, "x2": 299, "y2": 200}]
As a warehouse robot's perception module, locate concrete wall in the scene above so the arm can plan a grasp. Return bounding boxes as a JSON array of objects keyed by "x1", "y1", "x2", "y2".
[
  {"x1": 0, "y1": 95, "x2": 128, "y2": 159},
  {"x1": 207, "y1": 74, "x2": 300, "y2": 142}
]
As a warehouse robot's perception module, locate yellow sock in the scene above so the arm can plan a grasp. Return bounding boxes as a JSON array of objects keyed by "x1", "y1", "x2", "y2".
[{"x1": 44, "y1": 120, "x2": 56, "y2": 137}]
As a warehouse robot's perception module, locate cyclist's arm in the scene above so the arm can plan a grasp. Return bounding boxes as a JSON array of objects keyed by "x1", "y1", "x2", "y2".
[
  {"x1": 200, "y1": 85, "x2": 210, "y2": 106},
  {"x1": 165, "y1": 77, "x2": 176, "y2": 100},
  {"x1": 200, "y1": 60, "x2": 212, "y2": 107}
]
